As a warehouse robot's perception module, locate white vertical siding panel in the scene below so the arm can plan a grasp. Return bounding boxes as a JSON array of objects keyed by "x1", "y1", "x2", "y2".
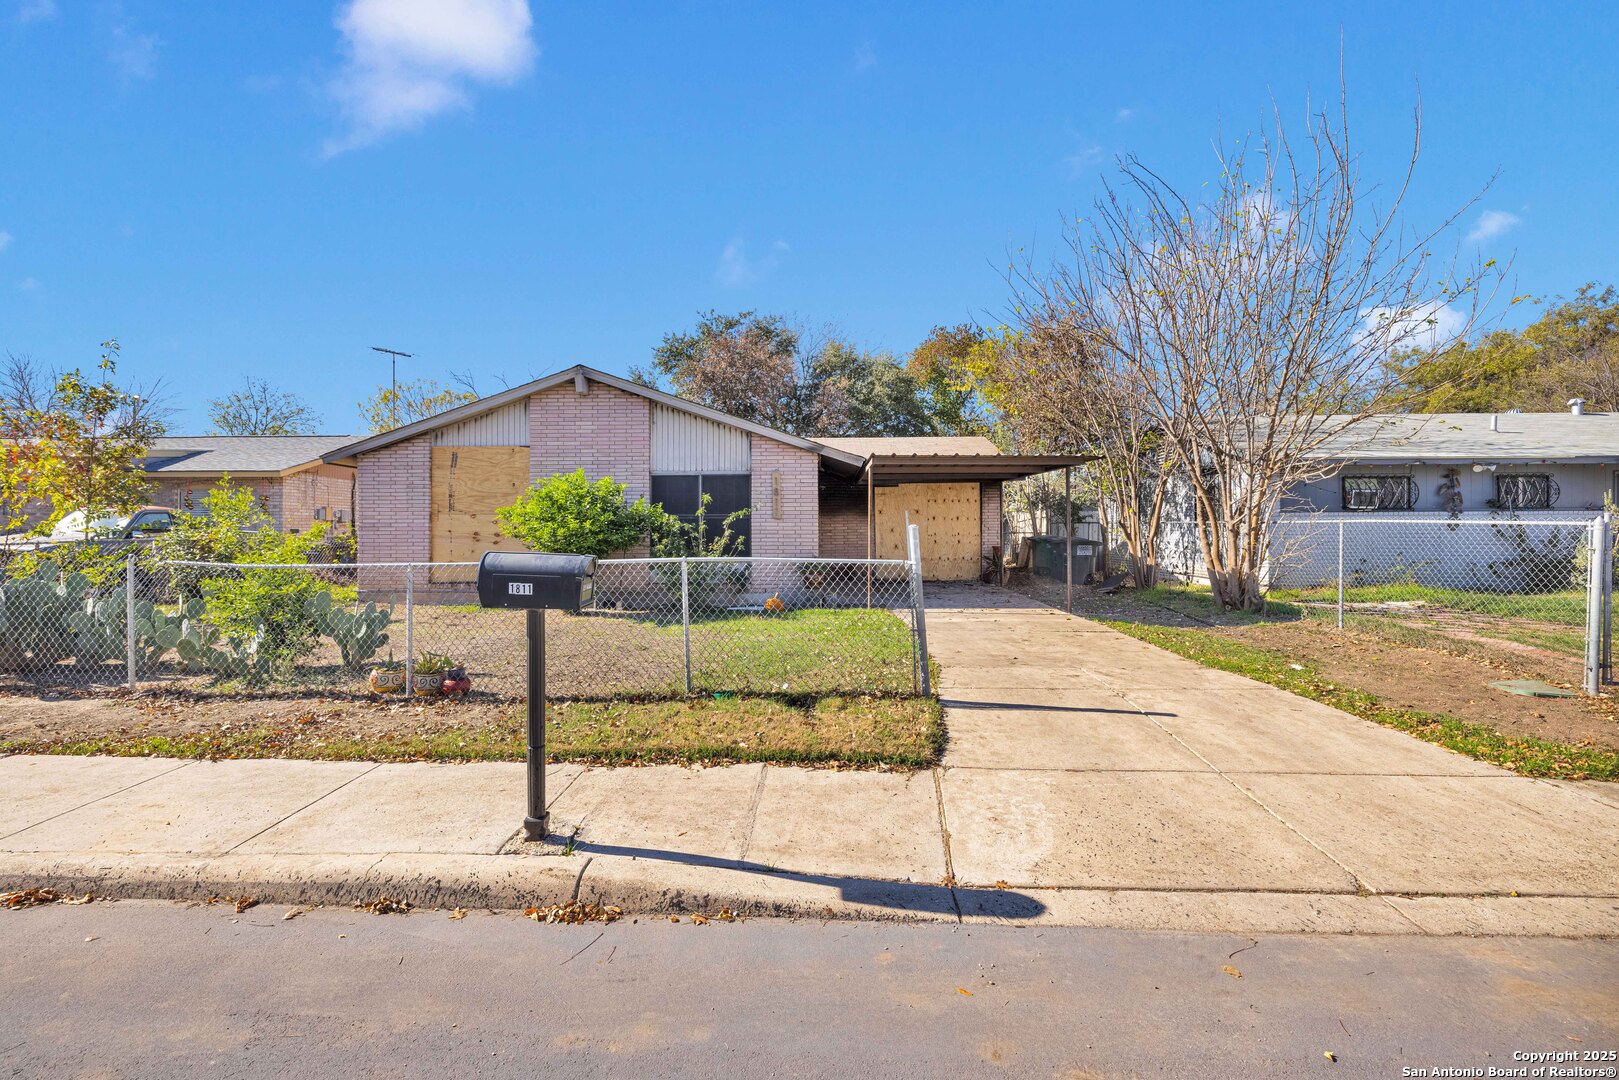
[
  {"x1": 650, "y1": 405, "x2": 752, "y2": 473},
  {"x1": 432, "y1": 401, "x2": 530, "y2": 447}
]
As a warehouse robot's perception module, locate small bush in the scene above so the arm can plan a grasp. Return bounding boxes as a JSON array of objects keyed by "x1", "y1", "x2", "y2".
[{"x1": 496, "y1": 469, "x2": 667, "y2": 557}]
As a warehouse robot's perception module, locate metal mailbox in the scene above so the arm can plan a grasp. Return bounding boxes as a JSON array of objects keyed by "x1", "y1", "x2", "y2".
[
  {"x1": 476, "y1": 551, "x2": 595, "y2": 612},
  {"x1": 475, "y1": 550, "x2": 596, "y2": 842}
]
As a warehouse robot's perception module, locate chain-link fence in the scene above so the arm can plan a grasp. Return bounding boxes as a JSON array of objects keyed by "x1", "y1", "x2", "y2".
[
  {"x1": 1265, "y1": 514, "x2": 1615, "y2": 691},
  {"x1": 0, "y1": 550, "x2": 930, "y2": 701}
]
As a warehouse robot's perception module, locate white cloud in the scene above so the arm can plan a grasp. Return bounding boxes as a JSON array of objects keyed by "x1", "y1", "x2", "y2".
[
  {"x1": 0, "y1": 230, "x2": 12, "y2": 253},
  {"x1": 853, "y1": 41, "x2": 876, "y2": 72},
  {"x1": 1466, "y1": 209, "x2": 1520, "y2": 244},
  {"x1": 1361, "y1": 300, "x2": 1467, "y2": 354},
  {"x1": 109, "y1": 23, "x2": 159, "y2": 80},
  {"x1": 716, "y1": 238, "x2": 788, "y2": 287},
  {"x1": 325, "y1": 0, "x2": 536, "y2": 155},
  {"x1": 1114, "y1": 107, "x2": 1135, "y2": 123},
  {"x1": 16, "y1": 0, "x2": 56, "y2": 23}
]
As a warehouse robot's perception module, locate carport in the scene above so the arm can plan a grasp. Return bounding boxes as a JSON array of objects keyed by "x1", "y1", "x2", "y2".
[{"x1": 816, "y1": 437, "x2": 1092, "y2": 582}]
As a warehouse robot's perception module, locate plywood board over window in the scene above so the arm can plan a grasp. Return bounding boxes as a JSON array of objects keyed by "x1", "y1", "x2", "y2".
[
  {"x1": 430, "y1": 447, "x2": 529, "y2": 582},
  {"x1": 874, "y1": 482, "x2": 980, "y2": 580}
]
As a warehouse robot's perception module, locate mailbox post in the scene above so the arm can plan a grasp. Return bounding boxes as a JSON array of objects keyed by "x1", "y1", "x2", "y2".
[{"x1": 476, "y1": 551, "x2": 596, "y2": 841}]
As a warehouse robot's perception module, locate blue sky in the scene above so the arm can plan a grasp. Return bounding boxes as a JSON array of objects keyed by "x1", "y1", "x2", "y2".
[{"x1": 2, "y1": 1, "x2": 1615, "y2": 433}]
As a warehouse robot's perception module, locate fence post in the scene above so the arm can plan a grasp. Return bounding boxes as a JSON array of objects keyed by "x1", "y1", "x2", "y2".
[
  {"x1": 907, "y1": 523, "x2": 931, "y2": 698},
  {"x1": 681, "y1": 557, "x2": 692, "y2": 694},
  {"x1": 1603, "y1": 512, "x2": 1614, "y2": 684},
  {"x1": 404, "y1": 565, "x2": 415, "y2": 696},
  {"x1": 1336, "y1": 520, "x2": 1345, "y2": 631},
  {"x1": 1586, "y1": 517, "x2": 1603, "y2": 695},
  {"x1": 125, "y1": 550, "x2": 138, "y2": 694}
]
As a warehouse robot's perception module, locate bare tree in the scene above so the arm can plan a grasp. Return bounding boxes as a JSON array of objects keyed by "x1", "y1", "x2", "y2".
[
  {"x1": 1009, "y1": 85, "x2": 1501, "y2": 609},
  {"x1": 208, "y1": 376, "x2": 320, "y2": 435},
  {"x1": 986, "y1": 323, "x2": 1170, "y2": 585}
]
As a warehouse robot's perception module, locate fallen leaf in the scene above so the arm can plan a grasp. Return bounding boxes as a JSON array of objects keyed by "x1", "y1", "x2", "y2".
[
  {"x1": 233, "y1": 896, "x2": 259, "y2": 914},
  {"x1": 524, "y1": 901, "x2": 622, "y2": 925},
  {"x1": 448, "y1": 908, "x2": 468, "y2": 920},
  {"x1": 84, "y1": 936, "x2": 97, "y2": 942},
  {"x1": 690, "y1": 913, "x2": 709, "y2": 926},
  {"x1": 282, "y1": 908, "x2": 304, "y2": 921},
  {"x1": 1222, "y1": 965, "x2": 1242, "y2": 979},
  {"x1": 1324, "y1": 1051, "x2": 1337, "y2": 1062},
  {"x1": 957, "y1": 987, "x2": 973, "y2": 996},
  {"x1": 356, "y1": 896, "x2": 412, "y2": 915},
  {"x1": 993, "y1": 881, "x2": 1011, "y2": 890}
]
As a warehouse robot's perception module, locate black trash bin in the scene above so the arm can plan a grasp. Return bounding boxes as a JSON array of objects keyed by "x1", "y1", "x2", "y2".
[{"x1": 1030, "y1": 535, "x2": 1098, "y2": 582}]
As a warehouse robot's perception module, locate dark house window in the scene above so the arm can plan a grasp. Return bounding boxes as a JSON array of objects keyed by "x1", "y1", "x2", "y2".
[
  {"x1": 1495, "y1": 474, "x2": 1559, "y2": 510},
  {"x1": 1340, "y1": 475, "x2": 1418, "y2": 512},
  {"x1": 650, "y1": 473, "x2": 752, "y2": 554}
]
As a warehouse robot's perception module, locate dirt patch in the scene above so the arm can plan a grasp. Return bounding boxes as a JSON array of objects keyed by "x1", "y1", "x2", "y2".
[{"x1": 1213, "y1": 619, "x2": 1619, "y2": 753}]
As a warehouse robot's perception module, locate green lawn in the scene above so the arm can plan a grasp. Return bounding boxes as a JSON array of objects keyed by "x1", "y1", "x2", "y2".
[{"x1": 1102, "y1": 619, "x2": 1618, "y2": 781}]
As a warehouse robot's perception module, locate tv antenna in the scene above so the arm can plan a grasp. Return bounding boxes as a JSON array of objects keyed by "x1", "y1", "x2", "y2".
[{"x1": 371, "y1": 346, "x2": 413, "y2": 428}]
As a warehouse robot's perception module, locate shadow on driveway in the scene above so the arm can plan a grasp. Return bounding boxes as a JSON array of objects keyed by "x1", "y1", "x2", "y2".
[
  {"x1": 940, "y1": 697, "x2": 1175, "y2": 718},
  {"x1": 571, "y1": 841, "x2": 1047, "y2": 919}
]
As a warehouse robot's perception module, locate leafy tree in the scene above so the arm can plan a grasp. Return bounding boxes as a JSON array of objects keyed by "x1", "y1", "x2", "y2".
[
  {"x1": 812, "y1": 342, "x2": 935, "y2": 437},
  {"x1": 1392, "y1": 284, "x2": 1618, "y2": 412},
  {"x1": 359, "y1": 378, "x2": 478, "y2": 434},
  {"x1": 642, "y1": 311, "x2": 955, "y2": 437},
  {"x1": 496, "y1": 469, "x2": 668, "y2": 558},
  {"x1": 640, "y1": 311, "x2": 812, "y2": 432},
  {"x1": 208, "y1": 377, "x2": 320, "y2": 435},
  {"x1": 28, "y1": 341, "x2": 161, "y2": 536},
  {"x1": 907, "y1": 324, "x2": 1006, "y2": 439}
]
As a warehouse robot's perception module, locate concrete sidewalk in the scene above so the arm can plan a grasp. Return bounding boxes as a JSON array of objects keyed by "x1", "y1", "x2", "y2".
[{"x1": 3, "y1": 585, "x2": 1618, "y2": 936}]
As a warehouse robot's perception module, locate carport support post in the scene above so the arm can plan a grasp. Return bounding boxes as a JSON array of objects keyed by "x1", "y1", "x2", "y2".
[
  {"x1": 680, "y1": 557, "x2": 692, "y2": 694},
  {"x1": 125, "y1": 551, "x2": 137, "y2": 693},
  {"x1": 1603, "y1": 512, "x2": 1613, "y2": 684},
  {"x1": 1064, "y1": 466, "x2": 1073, "y2": 615},
  {"x1": 524, "y1": 607, "x2": 550, "y2": 840}
]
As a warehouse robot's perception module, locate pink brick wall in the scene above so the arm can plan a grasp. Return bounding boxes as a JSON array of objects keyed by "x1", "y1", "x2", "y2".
[
  {"x1": 529, "y1": 382, "x2": 651, "y2": 501},
  {"x1": 279, "y1": 465, "x2": 356, "y2": 533},
  {"x1": 981, "y1": 481, "x2": 1003, "y2": 561},
  {"x1": 356, "y1": 435, "x2": 431, "y2": 564},
  {"x1": 817, "y1": 481, "x2": 867, "y2": 560},
  {"x1": 529, "y1": 381, "x2": 652, "y2": 556},
  {"x1": 750, "y1": 436, "x2": 819, "y2": 558},
  {"x1": 149, "y1": 475, "x2": 286, "y2": 526}
]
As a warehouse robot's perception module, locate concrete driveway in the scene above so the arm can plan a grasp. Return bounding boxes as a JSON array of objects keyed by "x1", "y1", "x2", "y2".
[{"x1": 925, "y1": 584, "x2": 1619, "y2": 929}]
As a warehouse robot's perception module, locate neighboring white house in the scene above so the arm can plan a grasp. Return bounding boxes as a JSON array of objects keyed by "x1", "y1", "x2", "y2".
[{"x1": 1153, "y1": 405, "x2": 1617, "y2": 589}]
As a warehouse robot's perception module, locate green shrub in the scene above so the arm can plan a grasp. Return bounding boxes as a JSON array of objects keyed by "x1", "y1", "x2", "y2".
[
  {"x1": 649, "y1": 494, "x2": 751, "y2": 605},
  {"x1": 496, "y1": 469, "x2": 667, "y2": 557}
]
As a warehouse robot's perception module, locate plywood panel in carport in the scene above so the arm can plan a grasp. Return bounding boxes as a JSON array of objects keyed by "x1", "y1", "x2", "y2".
[{"x1": 874, "y1": 482, "x2": 980, "y2": 580}]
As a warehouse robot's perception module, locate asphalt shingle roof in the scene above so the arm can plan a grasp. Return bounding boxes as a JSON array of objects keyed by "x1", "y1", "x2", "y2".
[
  {"x1": 814, "y1": 435, "x2": 1002, "y2": 458},
  {"x1": 1311, "y1": 412, "x2": 1619, "y2": 464},
  {"x1": 140, "y1": 435, "x2": 356, "y2": 475}
]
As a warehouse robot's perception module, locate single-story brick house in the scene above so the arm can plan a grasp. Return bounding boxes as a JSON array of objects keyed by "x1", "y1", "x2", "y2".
[
  {"x1": 142, "y1": 435, "x2": 358, "y2": 533},
  {"x1": 321, "y1": 365, "x2": 1082, "y2": 580}
]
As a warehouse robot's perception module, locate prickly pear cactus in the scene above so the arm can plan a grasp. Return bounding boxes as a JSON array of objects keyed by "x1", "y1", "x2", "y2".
[{"x1": 318, "y1": 600, "x2": 393, "y2": 669}]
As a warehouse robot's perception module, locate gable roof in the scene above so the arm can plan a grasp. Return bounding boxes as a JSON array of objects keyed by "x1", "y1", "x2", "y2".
[
  {"x1": 1310, "y1": 412, "x2": 1619, "y2": 465},
  {"x1": 322, "y1": 365, "x2": 867, "y2": 468},
  {"x1": 140, "y1": 435, "x2": 356, "y2": 477}
]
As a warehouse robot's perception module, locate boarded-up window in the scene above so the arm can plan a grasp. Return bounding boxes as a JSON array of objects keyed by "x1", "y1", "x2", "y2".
[
  {"x1": 875, "y1": 483, "x2": 981, "y2": 580},
  {"x1": 430, "y1": 447, "x2": 529, "y2": 581}
]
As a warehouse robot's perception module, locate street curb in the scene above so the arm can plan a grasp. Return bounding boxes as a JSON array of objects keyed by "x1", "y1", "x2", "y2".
[{"x1": 6, "y1": 853, "x2": 1618, "y2": 936}]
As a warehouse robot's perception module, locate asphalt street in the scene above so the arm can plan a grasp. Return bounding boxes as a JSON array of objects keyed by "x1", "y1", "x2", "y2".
[{"x1": 2, "y1": 900, "x2": 1615, "y2": 1078}]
